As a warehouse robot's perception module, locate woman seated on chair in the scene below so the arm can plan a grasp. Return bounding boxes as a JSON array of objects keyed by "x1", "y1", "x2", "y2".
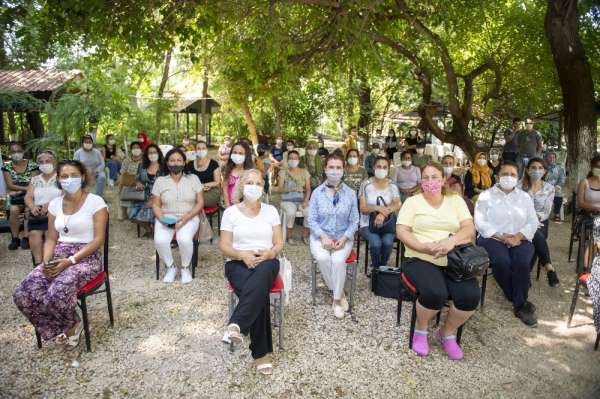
[
  {"x1": 393, "y1": 150, "x2": 421, "y2": 202},
  {"x1": 475, "y1": 160, "x2": 539, "y2": 327},
  {"x1": 219, "y1": 169, "x2": 283, "y2": 375},
  {"x1": 13, "y1": 160, "x2": 108, "y2": 347},
  {"x1": 308, "y1": 152, "x2": 359, "y2": 319},
  {"x1": 518, "y1": 157, "x2": 560, "y2": 287},
  {"x1": 343, "y1": 148, "x2": 368, "y2": 192},
  {"x1": 130, "y1": 144, "x2": 164, "y2": 236},
  {"x1": 275, "y1": 150, "x2": 311, "y2": 245},
  {"x1": 222, "y1": 141, "x2": 254, "y2": 208},
  {"x1": 152, "y1": 148, "x2": 204, "y2": 284},
  {"x1": 396, "y1": 161, "x2": 478, "y2": 360},
  {"x1": 359, "y1": 156, "x2": 401, "y2": 272},
  {"x1": 24, "y1": 150, "x2": 62, "y2": 264},
  {"x1": 118, "y1": 141, "x2": 144, "y2": 221},
  {"x1": 187, "y1": 140, "x2": 222, "y2": 208},
  {"x1": 464, "y1": 152, "x2": 494, "y2": 200}
]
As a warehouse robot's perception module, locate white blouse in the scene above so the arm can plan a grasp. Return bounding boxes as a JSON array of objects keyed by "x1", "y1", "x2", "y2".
[
  {"x1": 48, "y1": 194, "x2": 107, "y2": 243},
  {"x1": 474, "y1": 185, "x2": 539, "y2": 241},
  {"x1": 30, "y1": 174, "x2": 62, "y2": 206},
  {"x1": 220, "y1": 203, "x2": 280, "y2": 251}
]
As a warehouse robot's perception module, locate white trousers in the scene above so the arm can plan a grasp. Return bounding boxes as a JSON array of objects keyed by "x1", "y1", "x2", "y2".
[
  {"x1": 310, "y1": 238, "x2": 353, "y2": 300},
  {"x1": 280, "y1": 201, "x2": 309, "y2": 228},
  {"x1": 154, "y1": 215, "x2": 200, "y2": 268}
]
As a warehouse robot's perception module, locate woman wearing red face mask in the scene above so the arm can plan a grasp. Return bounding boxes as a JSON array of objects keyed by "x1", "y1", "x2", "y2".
[{"x1": 396, "y1": 162, "x2": 479, "y2": 361}]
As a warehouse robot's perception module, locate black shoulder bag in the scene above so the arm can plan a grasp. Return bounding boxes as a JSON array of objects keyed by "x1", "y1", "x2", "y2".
[
  {"x1": 368, "y1": 194, "x2": 397, "y2": 235},
  {"x1": 445, "y1": 243, "x2": 490, "y2": 282}
]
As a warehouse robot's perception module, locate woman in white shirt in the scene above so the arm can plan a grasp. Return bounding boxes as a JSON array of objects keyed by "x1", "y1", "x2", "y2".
[
  {"x1": 393, "y1": 151, "x2": 421, "y2": 202},
  {"x1": 13, "y1": 160, "x2": 108, "y2": 347},
  {"x1": 24, "y1": 150, "x2": 62, "y2": 264},
  {"x1": 475, "y1": 160, "x2": 539, "y2": 327},
  {"x1": 219, "y1": 169, "x2": 283, "y2": 375},
  {"x1": 152, "y1": 148, "x2": 204, "y2": 284}
]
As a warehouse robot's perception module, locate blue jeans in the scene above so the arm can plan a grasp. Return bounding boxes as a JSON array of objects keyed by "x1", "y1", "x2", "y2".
[
  {"x1": 360, "y1": 226, "x2": 395, "y2": 268},
  {"x1": 95, "y1": 172, "x2": 106, "y2": 197},
  {"x1": 106, "y1": 159, "x2": 121, "y2": 181}
]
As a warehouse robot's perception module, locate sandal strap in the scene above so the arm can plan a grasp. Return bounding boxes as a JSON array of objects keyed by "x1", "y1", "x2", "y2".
[
  {"x1": 414, "y1": 329, "x2": 428, "y2": 335},
  {"x1": 440, "y1": 335, "x2": 457, "y2": 341},
  {"x1": 256, "y1": 363, "x2": 273, "y2": 370}
]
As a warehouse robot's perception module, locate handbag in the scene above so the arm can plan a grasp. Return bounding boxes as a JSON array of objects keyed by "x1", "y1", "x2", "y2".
[
  {"x1": 368, "y1": 195, "x2": 397, "y2": 235},
  {"x1": 197, "y1": 211, "x2": 213, "y2": 242},
  {"x1": 278, "y1": 255, "x2": 292, "y2": 305},
  {"x1": 281, "y1": 171, "x2": 305, "y2": 203},
  {"x1": 446, "y1": 243, "x2": 490, "y2": 282},
  {"x1": 371, "y1": 266, "x2": 402, "y2": 299},
  {"x1": 120, "y1": 186, "x2": 145, "y2": 201}
]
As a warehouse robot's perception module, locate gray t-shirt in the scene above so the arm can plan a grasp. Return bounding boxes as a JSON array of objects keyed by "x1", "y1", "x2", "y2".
[
  {"x1": 74, "y1": 148, "x2": 105, "y2": 175},
  {"x1": 514, "y1": 129, "x2": 542, "y2": 158},
  {"x1": 503, "y1": 128, "x2": 518, "y2": 153}
]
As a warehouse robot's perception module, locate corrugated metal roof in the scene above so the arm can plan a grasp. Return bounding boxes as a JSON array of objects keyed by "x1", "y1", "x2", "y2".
[
  {"x1": 0, "y1": 69, "x2": 82, "y2": 93},
  {"x1": 174, "y1": 96, "x2": 220, "y2": 113}
]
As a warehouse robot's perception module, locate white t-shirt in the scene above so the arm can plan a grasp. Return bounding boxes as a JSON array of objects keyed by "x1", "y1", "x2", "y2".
[
  {"x1": 359, "y1": 178, "x2": 400, "y2": 228},
  {"x1": 220, "y1": 203, "x2": 280, "y2": 251},
  {"x1": 48, "y1": 193, "x2": 107, "y2": 243}
]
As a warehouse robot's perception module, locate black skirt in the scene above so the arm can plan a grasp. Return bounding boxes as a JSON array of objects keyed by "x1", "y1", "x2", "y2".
[{"x1": 27, "y1": 215, "x2": 48, "y2": 231}]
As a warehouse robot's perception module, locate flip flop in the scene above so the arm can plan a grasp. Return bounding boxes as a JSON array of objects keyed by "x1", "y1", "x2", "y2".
[
  {"x1": 256, "y1": 363, "x2": 273, "y2": 375},
  {"x1": 66, "y1": 322, "x2": 84, "y2": 347}
]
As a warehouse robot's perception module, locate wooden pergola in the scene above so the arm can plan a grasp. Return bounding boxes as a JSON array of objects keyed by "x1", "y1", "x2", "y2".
[{"x1": 173, "y1": 96, "x2": 220, "y2": 145}]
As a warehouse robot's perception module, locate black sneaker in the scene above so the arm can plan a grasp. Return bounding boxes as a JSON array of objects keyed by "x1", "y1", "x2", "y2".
[
  {"x1": 8, "y1": 237, "x2": 19, "y2": 250},
  {"x1": 515, "y1": 305, "x2": 538, "y2": 327},
  {"x1": 20, "y1": 237, "x2": 30, "y2": 250},
  {"x1": 547, "y1": 270, "x2": 560, "y2": 287},
  {"x1": 523, "y1": 301, "x2": 537, "y2": 313}
]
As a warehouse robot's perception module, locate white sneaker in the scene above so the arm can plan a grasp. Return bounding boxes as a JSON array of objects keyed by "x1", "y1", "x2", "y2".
[
  {"x1": 181, "y1": 268, "x2": 192, "y2": 284},
  {"x1": 333, "y1": 303, "x2": 345, "y2": 319},
  {"x1": 163, "y1": 267, "x2": 177, "y2": 283},
  {"x1": 340, "y1": 296, "x2": 350, "y2": 312}
]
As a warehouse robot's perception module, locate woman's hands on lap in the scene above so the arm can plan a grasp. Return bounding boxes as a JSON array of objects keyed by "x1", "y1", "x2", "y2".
[{"x1": 42, "y1": 259, "x2": 71, "y2": 278}]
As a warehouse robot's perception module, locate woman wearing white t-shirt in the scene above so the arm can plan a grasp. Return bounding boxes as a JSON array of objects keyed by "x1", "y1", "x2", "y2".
[
  {"x1": 13, "y1": 160, "x2": 108, "y2": 347},
  {"x1": 220, "y1": 169, "x2": 283, "y2": 376},
  {"x1": 152, "y1": 148, "x2": 204, "y2": 284}
]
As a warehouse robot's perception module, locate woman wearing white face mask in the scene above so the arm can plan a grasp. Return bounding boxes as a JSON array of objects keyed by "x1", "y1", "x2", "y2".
[
  {"x1": 188, "y1": 141, "x2": 221, "y2": 208},
  {"x1": 101, "y1": 134, "x2": 124, "y2": 186},
  {"x1": 393, "y1": 150, "x2": 421, "y2": 202},
  {"x1": 464, "y1": 152, "x2": 495, "y2": 200},
  {"x1": 118, "y1": 142, "x2": 144, "y2": 221},
  {"x1": 222, "y1": 141, "x2": 254, "y2": 208},
  {"x1": 24, "y1": 151, "x2": 62, "y2": 264},
  {"x1": 219, "y1": 169, "x2": 283, "y2": 375},
  {"x1": 343, "y1": 149, "x2": 367, "y2": 192},
  {"x1": 475, "y1": 161, "x2": 539, "y2": 327},
  {"x1": 359, "y1": 157, "x2": 401, "y2": 272},
  {"x1": 308, "y1": 153, "x2": 360, "y2": 319},
  {"x1": 14, "y1": 160, "x2": 108, "y2": 348},
  {"x1": 488, "y1": 152, "x2": 501, "y2": 177},
  {"x1": 276, "y1": 150, "x2": 311, "y2": 245},
  {"x1": 129, "y1": 144, "x2": 165, "y2": 235},
  {"x1": 74, "y1": 135, "x2": 106, "y2": 197}
]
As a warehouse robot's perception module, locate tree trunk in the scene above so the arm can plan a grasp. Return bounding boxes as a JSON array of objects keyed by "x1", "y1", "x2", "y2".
[
  {"x1": 239, "y1": 100, "x2": 258, "y2": 146},
  {"x1": 357, "y1": 76, "x2": 372, "y2": 139},
  {"x1": 272, "y1": 96, "x2": 282, "y2": 135},
  {"x1": 7, "y1": 110, "x2": 16, "y2": 138},
  {"x1": 545, "y1": 0, "x2": 597, "y2": 192},
  {"x1": 26, "y1": 111, "x2": 45, "y2": 138},
  {"x1": 201, "y1": 68, "x2": 209, "y2": 143},
  {"x1": 156, "y1": 48, "x2": 173, "y2": 143}
]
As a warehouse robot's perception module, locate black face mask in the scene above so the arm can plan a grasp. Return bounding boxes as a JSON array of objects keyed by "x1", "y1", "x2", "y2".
[
  {"x1": 258, "y1": 150, "x2": 265, "y2": 156},
  {"x1": 168, "y1": 165, "x2": 185, "y2": 174}
]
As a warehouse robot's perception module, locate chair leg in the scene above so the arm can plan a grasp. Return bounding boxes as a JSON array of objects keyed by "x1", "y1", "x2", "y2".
[
  {"x1": 536, "y1": 260, "x2": 541, "y2": 281},
  {"x1": 457, "y1": 324, "x2": 464, "y2": 346},
  {"x1": 136, "y1": 223, "x2": 141, "y2": 238},
  {"x1": 80, "y1": 296, "x2": 92, "y2": 352},
  {"x1": 155, "y1": 251, "x2": 160, "y2": 280},
  {"x1": 567, "y1": 278, "x2": 581, "y2": 327},
  {"x1": 191, "y1": 240, "x2": 199, "y2": 279},
  {"x1": 228, "y1": 291, "x2": 235, "y2": 352},
  {"x1": 35, "y1": 329, "x2": 42, "y2": 349},
  {"x1": 311, "y1": 259, "x2": 317, "y2": 306},
  {"x1": 397, "y1": 297, "x2": 402, "y2": 326},
  {"x1": 480, "y1": 270, "x2": 488, "y2": 309},
  {"x1": 105, "y1": 279, "x2": 115, "y2": 327},
  {"x1": 364, "y1": 237, "x2": 369, "y2": 275},
  {"x1": 279, "y1": 290, "x2": 284, "y2": 351},
  {"x1": 408, "y1": 301, "x2": 417, "y2": 349},
  {"x1": 349, "y1": 262, "x2": 357, "y2": 313},
  {"x1": 595, "y1": 333, "x2": 599, "y2": 351},
  {"x1": 395, "y1": 240, "x2": 401, "y2": 268},
  {"x1": 568, "y1": 233, "x2": 575, "y2": 262},
  {"x1": 435, "y1": 311, "x2": 441, "y2": 327}
]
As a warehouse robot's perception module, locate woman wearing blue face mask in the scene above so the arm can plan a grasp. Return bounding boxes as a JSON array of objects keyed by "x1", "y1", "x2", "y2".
[
  {"x1": 308, "y1": 152, "x2": 360, "y2": 319},
  {"x1": 518, "y1": 158, "x2": 560, "y2": 287},
  {"x1": 13, "y1": 160, "x2": 108, "y2": 348}
]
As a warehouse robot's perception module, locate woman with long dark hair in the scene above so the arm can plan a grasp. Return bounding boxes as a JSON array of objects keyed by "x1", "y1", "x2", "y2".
[{"x1": 222, "y1": 141, "x2": 254, "y2": 208}]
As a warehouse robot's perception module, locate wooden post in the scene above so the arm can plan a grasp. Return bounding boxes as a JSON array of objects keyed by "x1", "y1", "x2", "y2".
[
  {"x1": 186, "y1": 112, "x2": 190, "y2": 137},
  {"x1": 195, "y1": 112, "x2": 199, "y2": 142},
  {"x1": 0, "y1": 111, "x2": 4, "y2": 143}
]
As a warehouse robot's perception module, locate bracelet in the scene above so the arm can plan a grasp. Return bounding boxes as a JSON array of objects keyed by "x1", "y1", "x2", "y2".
[{"x1": 68, "y1": 255, "x2": 77, "y2": 265}]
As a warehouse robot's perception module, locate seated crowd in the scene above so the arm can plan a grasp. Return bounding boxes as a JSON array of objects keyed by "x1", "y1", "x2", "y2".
[{"x1": 6, "y1": 124, "x2": 599, "y2": 374}]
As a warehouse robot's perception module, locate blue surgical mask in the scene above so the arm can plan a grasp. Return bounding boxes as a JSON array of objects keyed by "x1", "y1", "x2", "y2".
[
  {"x1": 60, "y1": 177, "x2": 82, "y2": 193},
  {"x1": 528, "y1": 170, "x2": 545, "y2": 181}
]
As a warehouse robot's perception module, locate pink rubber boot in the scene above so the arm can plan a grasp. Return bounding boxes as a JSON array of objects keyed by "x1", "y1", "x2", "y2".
[
  {"x1": 436, "y1": 330, "x2": 464, "y2": 361},
  {"x1": 411, "y1": 329, "x2": 429, "y2": 356}
]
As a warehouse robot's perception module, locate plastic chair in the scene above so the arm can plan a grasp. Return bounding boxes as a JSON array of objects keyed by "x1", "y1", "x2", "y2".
[
  {"x1": 357, "y1": 233, "x2": 404, "y2": 274},
  {"x1": 204, "y1": 206, "x2": 221, "y2": 243},
  {"x1": 567, "y1": 219, "x2": 595, "y2": 329},
  {"x1": 310, "y1": 248, "x2": 359, "y2": 312},
  {"x1": 155, "y1": 229, "x2": 200, "y2": 279}
]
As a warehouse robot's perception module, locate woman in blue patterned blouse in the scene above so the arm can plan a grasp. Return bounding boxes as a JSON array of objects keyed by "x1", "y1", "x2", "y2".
[{"x1": 308, "y1": 152, "x2": 360, "y2": 319}]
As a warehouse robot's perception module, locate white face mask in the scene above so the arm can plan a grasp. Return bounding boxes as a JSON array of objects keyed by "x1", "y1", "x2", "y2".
[
  {"x1": 325, "y1": 169, "x2": 343, "y2": 184},
  {"x1": 401, "y1": 160, "x2": 412, "y2": 168},
  {"x1": 231, "y1": 153, "x2": 245, "y2": 165},
  {"x1": 288, "y1": 159, "x2": 300, "y2": 168},
  {"x1": 490, "y1": 154, "x2": 499, "y2": 161},
  {"x1": 499, "y1": 175, "x2": 517, "y2": 190},
  {"x1": 11, "y1": 152, "x2": 24, "y2": 161},
  {"x1": 374, "y1": 169, "x2": 388, "y2": 180},
  {"x1": 60, "y1": 177, "x2": 83, "y2": 194},
  {"x1": 148, "y1": 154, "x2": 159, "y2": 162},
  {"x1": 593, "y1": 168, "x2": 600, "y2": 177},
  {"x1": 197, "y1": 150, "x2": 208, "y2": 159},
  {"x1": 131, "y1": 148, "x2": 142, "y2": 157},
  {"x1": 183, "y1": 139, "x2": 190, "y2": 146},
  {"x1": 443, "y1": 166, "x2": 454, "y2": 176},
  {"x1": 38, "y1": 163, "x2": 54, "y2": 174},
  {"x1": 416, "y1": 148, "x2": 424, "y2": 155},
  {"x1": 83, "y1": 143, "x2": 93, "y2": 150},
  {"x1": 243, "y1": 184, "x2": 263, "y2": 202},
  {"x1": 477, "y1": 159, "x2": 487, "y2": 166},
  {"x1": 347, "y1": 157, "x2": 358, "y2": 166},
  {"x1": 307, "y1": 149, "x2": 318, "y2": 156},
  {"x1": 276, "y1": 139, "x2": 283, "y2": 146},
  {"x1": 108, "y1": 139, "x2": 116, "y2": 145},
  {"x1": 287, "y1": 145, "x2": 294, "y2": 151}
]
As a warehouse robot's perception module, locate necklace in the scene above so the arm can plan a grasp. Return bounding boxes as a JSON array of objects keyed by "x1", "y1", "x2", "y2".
[{"x1": 63, "y1": 192, "x2": 85, "y2": 234}]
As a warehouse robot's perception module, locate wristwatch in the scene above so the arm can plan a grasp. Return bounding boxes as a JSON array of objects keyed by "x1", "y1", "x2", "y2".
[{"x1": 69, "y1": 255, "x2": 77, "y2": 265}]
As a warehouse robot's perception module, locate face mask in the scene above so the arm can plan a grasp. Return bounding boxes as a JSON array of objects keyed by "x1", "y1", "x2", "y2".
[
  {"x1": 421, "y1": 179, "x2": 443, "y2": 194},
  {"x1": 39, "y1": 164, "x2": 54, "y2": 174},
  {"x1": 131, "y1": 148, "x2": 142, "y2": 157},
  {"x1": 243, "y1": 184, "x2": 263, "y2": 202},
  {"x1": 60, "y1": 177, "x2": 82, "y2": 194},
  {"x1": 443, "y1": 166, "x2": 454, "y2": 176},
  {"x1": 288, "y1": 160, "x2": 300, "y2": 168},
  {"x1": 401, "y1": 160, "x2": 412, "y2": 168},
  {"x1": 499, "y1": 175, "x2": 517, "y2": 190},
  {"x1": 148, "y1": 154, "x2": 159, "y2": 162},
  {"x1": 83, "y1": 143, "x2": 93, "y2": 150},
  {"x1": 308, "y1": 149, "x2": 318, "y2": 156},
  {"x1": 276, "y1": 139, "x2": 283, "y2": 146},
  {"x1": 416, "y1": 149, "x2": 424, "y2": 155},
  {"x1": 490, "y1": 154, "x2": 499, "y2": 161},
  {"x1": 11, "y1": 152, "x2": 23, "y2": 161},
  {"x1": 183, "y1": 140, "x2": 190, "y2": 146},
  {"x1": 287, "y1": 145, "x2": 294, "y2": 151},
  {"x1": 347, "y1": 157, "x2": 358, "y2": 166},
  {"x1": 108, "y1": 139, "x2": 116, "y2": 145},
  {"x1": 593, "y1": 168, "x2": 600, "y2": 177},
  {"x1": 526, "y1": 123, "x2": 534, "y2": 130},
  {"x1": 374, "y1": 169, "x2": 388, "y2": 180},
  {"x1": 410, "y1": 131, "x2": 417, "y2": 137},
  {"x1": 231, "y1": 154, "x2": 245, "y2": 165},
  {"x1": 197, "y1": 150, "x2": 208, "y2": 159},
  {"x1": 477, "y1": 159, "x2": 487, "y2": 166},
  {"x1": 224, "y1": 141, "x2": 231, "y2": 147},
  {"x1": 168, "y1": 165, "x2": 185, "y2": 174},
  {"x1": 325, "y1": 169, "x2": 343, "y2": 184},
  {"x1": 528, "y1": 170, "x2": 545, "y2": 181}
]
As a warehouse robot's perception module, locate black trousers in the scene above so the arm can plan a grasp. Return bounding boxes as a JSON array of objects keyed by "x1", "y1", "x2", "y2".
[
  {"x1": 225, "y1": 259, "x2": 279, "y2": 359},
  {"x1": 532, "y1": 220, "x2": 551, "y2": 266},
  {"x1": 402, "y1": 258, "x2": 480, "y2": 311}
]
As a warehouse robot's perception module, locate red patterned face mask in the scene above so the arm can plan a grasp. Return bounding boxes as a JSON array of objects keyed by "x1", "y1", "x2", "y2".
[{"x1": 421, "y1": 179, "x2": 443, "y2": 194}]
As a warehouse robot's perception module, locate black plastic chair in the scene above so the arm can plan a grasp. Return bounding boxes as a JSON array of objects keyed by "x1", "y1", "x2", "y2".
[
  {"x1": 357, "y1": 233, "x2": 404, "y2": 274},
  {"x1": 567, "y1": 218, "x2": 595, "y2": 328},
  {"x1": 568, "y1": 191, "x2": 578, "y2": 262}
]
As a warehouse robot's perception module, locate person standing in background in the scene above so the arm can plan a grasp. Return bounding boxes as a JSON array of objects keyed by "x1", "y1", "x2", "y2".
[
  {"x1": 545, "y1": 151, "x2": 566, "y2": 221},
  {"x1": 218, "y1": 135, "x2": 233, "y2": 165},
  {"x1": 101, "y1": 134, "x2": 124, "y2": 187},
  {"x1": 502, "y1": 118, "x2": 521, "y2": 162},
  {"x1": 514, "y1": 117, "x2": 543, "y2": 176},
  {"x1": 74, "y1": 135, "x2": 106, "y2": 197}
]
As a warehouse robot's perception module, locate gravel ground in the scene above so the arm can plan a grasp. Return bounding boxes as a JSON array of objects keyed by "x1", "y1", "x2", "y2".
[{"x1": 1, "y1": 187, "x2": 599, "y2": 399}]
